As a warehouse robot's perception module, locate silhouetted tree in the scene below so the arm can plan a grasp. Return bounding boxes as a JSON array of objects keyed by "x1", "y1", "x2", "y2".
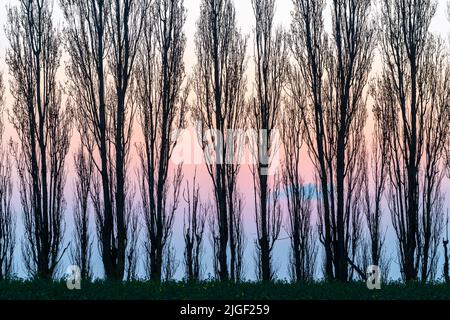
[
  {"x1": 444, "y1": 3, "x2": 450, "y2": 284},
  {"x1": 328, "y1": 0, "x2": 374, "y2": 283},
  {"x1": 163, "y1": 240, "x2": 179, "y2": 282},
  {"x1": 373, "y1": 0, "x2": 449, "y2": 282},
  {"x1": 0, "y1": 73, "x2": 15, "y2": 280},
  {"x1": 232, "y1": 191, "x2": 246, "y2": 281},
  {"x1": 290, "y1": 0, "x2": 374, "y2": 282},
  {"x1": 281, "y1": 95, "x2": 317, "y2": 283},
  {"x1": 249, "y1": 0, "x2": 287, "y2": 282},
  {"x1": 61, "y1": 0, "x2": 146, "y2": 280},
  {"x1": 209, "y1": 188, "x2": 246, "y2": 282},
  {"x1": 193, "y1": 0, "x2": 248, "y2": 282},
  {"x1": 444, "y1": 214, "x2": 450, "y2": 284},
  {"x1": 183, "y1": 172, "x2": 207, "y2": 282},
  {"x1": 419, "y1": 41, "x2": 449, "y2": 282},
  {"x1": 108, "y1": 0, "x2": 147, "y2": 281},
  {"x1": 125, "y1": 203, "x2": 140, "y2": 281},
  {"x1": 135, "y1": 0, "x2": 188, "y2": 282},
  {"x1": 70, "y1": 146, "x2": 94, "y2": 281},
  {"x1": 60, "y1": 0, "x2": 112, "y2": 280},
  {"x1": 6, "y1": 0, "x2": 71, "y2": 279},
  {"x1": 290, "y1": 0, "x2": 333, "y2": 281},
  {"x1": 362, "y1": 101, "x2": 389, "y2": 274}
]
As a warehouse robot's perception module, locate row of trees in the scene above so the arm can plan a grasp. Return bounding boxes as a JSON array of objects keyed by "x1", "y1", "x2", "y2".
[{"x1": 0, "y1": 0, "x2": 449, "y2": 283}]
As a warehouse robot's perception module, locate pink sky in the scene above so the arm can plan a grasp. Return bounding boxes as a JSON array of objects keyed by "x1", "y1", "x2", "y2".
[{"x1": 0, "y1": 0, "x2": 449, "y2": 279}]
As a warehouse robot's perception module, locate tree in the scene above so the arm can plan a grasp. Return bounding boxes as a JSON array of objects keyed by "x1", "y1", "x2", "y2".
[
  {"x1": 70, "y1": 146, "x2": 94, "y2": 281},
  {"x1": 209, "y1": 189, "x2": 246, "y2": 282},
  {"x1": 60, "y1": 0, "x2": 111, "y2": 280},
  {"x1": 361, "y1": 112, "x2": 389, "y2": 278},
  {"x1": 60, "y1": 0, "x2": 146, "y2": 280},
  {"x1": 125, "y1": 200, "x2": 140, "y2": 281},
  {"x1": 444, "y1": 0, "x2": 450, "y2": 285},
  {"x1": 231, "y1": 191, "x2": 246, "y2": 281},
  {"x1": 183, "y1": 172, "x2": 207, "y2": 282},
  {"x1": 193, "y1": 0, "x2": 248, "y2": 282},
  {"x1": 0, "y1": 73, "x2": 15, "y2": 280},
  {"x1": 163, "y1": 242, "x2": 179, "y2": 282},
  {"x1": 290, "y1": 0, "x2": 374, "y2": 282},
  {"x1": 418, "y1": 40, "x2": 449, "y2": 282},
  {"x1": 290, "y1": 0, "x2": 333, "y2": 281},
  {"x1": 249, "y1": 0, "x2": 287, "y2": 282},
  {"x1": 444, "y1": 214, "x2": 450, "y2": 284},
  {"x1": 135, "y1": 0, "x2": 188, "y2": 282},
  {"x1": 281, "y1": 92, "x2": 317, "y2": 283},
  {"x1": 108, "y1": 0, "x2": 147, "y2": 281},
  {"x1": 373, "y1": 0, "x2": 449, "y2": 282},
  {"x1": 6, "y1": 0, "x2": 71, "y2": 279}
]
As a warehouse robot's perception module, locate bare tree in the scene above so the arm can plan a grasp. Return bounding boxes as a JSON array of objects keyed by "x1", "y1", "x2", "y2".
[
  {"x1": 125, "y1": 203, "x2": 140, "y2": 281},
  {"x1": 249, "y1": 0, "x2": 287, "y2": 282},
  {"x1": 208, "y1": 210, "x2": 220, "y2": 278},
  {"x1": 290, "y1": 0, "x2": 333, "y2": 280},
  {"x1": 60, "y1": 0, "x2": 146, "y2": 280},
  {"x1": 444, "y1": 2, "x2": 450, "y2": 285},
  {"x1": 6, "y1": 0, "x2": 71, "y2": 279},
  {"x1": 208, "y1": 188, "x2": 246, "y2": 282},
  {"x1": 70, "y1": 146, "x2": 94, "y2": 281},
  {"x1": 107, "y1": 0, "x2": 147, "y2": 281},
  {"x1": 232, "y1": 190, "x2": 246, "y2": 282},
  {"x1": 163, "y1": 241, "x2": 179, "y2": 282},
  {"x1": 373, "y1": 0, "x2": 449, "y2": 282},
  {"x1": 327, "y1": 0, "x2": 374, "y2": 283},
  {"x1": 193, "y1": 0, "x2": 248, "y2": 282},
  {"x1": 0, "y1": 73, "x2": 15, "y2": 280},
  {"x1": 281, "y1": 96, "x2": 317, "y2": 283},
  {"x1": 60, "y1": 0, "x2": 112, "y2": 280},
  {"x1": 346, "y1": 142, "x2": 370, "y2": 281},
  {"x1": 444, "y1": 214, "x2": 449, "y2": 284},
  {"x1": 135, "y1": 0, "x2": 188, "y2": 282},
  {"x1": 183, "y1": 172, "x2": 207, "y2": 282},
  {"x1": 419, "y1": 40, "x2": 449, "y2": 282},
  {"x1": 290, "y1": 0, "x2": 374, "y2": 282},
  {"x1": 362, "y1": 96, "x2": 390, "y2": 276}
]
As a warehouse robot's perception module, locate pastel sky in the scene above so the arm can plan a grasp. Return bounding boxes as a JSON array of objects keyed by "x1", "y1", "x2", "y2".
[{"x1": 0, "y1": 0, "x2": 449, "y2": 280}]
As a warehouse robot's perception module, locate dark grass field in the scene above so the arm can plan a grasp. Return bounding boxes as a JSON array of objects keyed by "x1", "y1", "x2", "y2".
[{"x1": 0, "y1": 280, "x2": 450, "y2": 300}]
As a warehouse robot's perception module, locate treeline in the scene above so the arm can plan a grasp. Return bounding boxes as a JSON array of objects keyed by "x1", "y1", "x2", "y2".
[{"x1": 0, "y1": 0, "x2": 449, "y2": 284}]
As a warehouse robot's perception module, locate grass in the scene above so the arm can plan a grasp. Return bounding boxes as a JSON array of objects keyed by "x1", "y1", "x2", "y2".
[{"x1": 0, "y1": 280, "x2": 450, "y2": 300}]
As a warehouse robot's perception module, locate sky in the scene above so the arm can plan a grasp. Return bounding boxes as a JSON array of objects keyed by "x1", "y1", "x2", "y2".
[{"x1": 0, "y1": 0, "x2": 449, "y2": 281}]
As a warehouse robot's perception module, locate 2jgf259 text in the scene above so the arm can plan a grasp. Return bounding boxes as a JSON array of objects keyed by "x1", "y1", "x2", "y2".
[{"x1": 179, "y1": 304, "x2": 270, "y2": 318}]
